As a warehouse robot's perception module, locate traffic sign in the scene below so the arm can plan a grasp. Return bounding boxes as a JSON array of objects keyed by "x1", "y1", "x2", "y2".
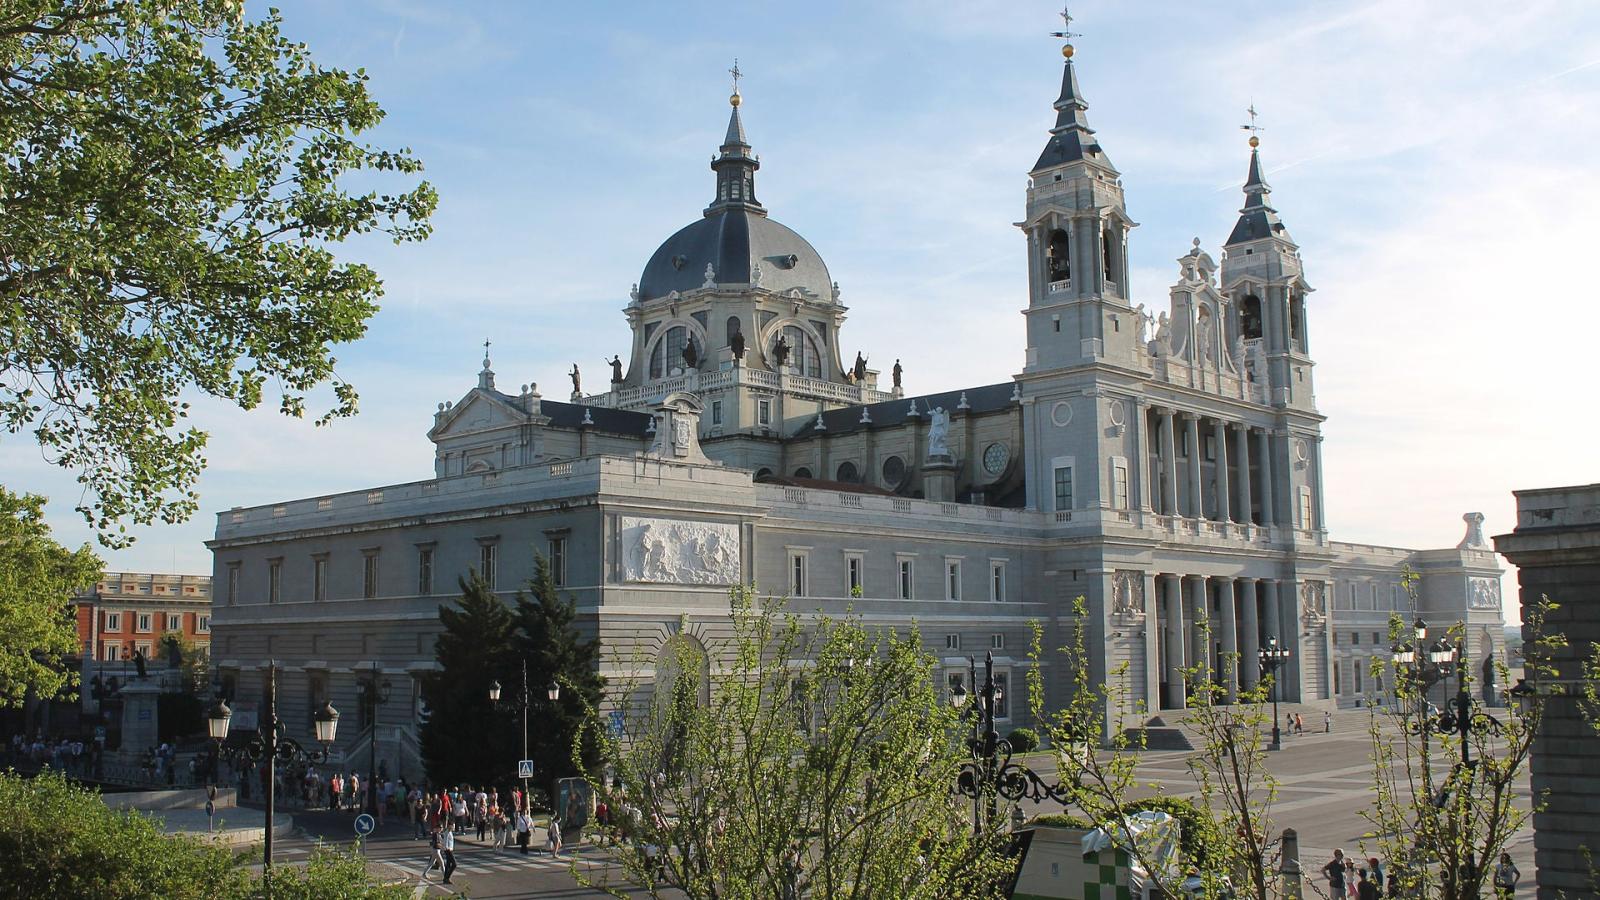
[
  {"x1": 518, "y1": 759, "x2": 534, "y2": 779},
  {"x1": 354, "y1": 813, "x2": 375, "y2": 837}
]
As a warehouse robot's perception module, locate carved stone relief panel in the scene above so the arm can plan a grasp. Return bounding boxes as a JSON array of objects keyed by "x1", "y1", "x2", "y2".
[
  {"x1": 621, "y1": 516, "x2": 741, "y2": 585},
  {"x1": 1468, "y1": 576, "x2": 1502, "y2": 611},
  {"x1": 1112, "y1": 570, "x2": 1145, "y2": 621},
  {"x1": 1300, "y1": 581, "x2": 1327, "y2": 626}
]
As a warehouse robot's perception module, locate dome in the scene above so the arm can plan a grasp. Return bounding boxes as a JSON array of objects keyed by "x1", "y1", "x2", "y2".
[{"x1": 637, "y1": 209, "x2": 833, "y2": 302}]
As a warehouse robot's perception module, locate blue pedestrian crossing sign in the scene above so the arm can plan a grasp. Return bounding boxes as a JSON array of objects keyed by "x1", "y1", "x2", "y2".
[
  {"x1": 518, "y1": 759, "x2": 534, "y2": 779},
  {"x1": 354, "y1": 813, "x2": 375, "y2": 837}
]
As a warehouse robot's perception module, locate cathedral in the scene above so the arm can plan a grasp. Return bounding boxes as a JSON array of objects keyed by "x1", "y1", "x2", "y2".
[{"x1": 209, "y1": 38, "x2": 1506, "y2": 772}]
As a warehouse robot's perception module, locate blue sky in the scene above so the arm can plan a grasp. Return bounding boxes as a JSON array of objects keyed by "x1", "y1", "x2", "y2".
[{"x1": 5, "y1": 1, "x2": 1599, "y2": 601}]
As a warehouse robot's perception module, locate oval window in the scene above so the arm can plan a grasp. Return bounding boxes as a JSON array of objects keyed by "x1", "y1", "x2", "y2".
[
  {"x1": 881, "y1": 455, "x2": 906, "y2": 487},
  {"x1": 835, "y1": 461, "x2": 859, "y2": 483},
  {"x1": 982, "y1": 442, "x2": 1010, "y2": 475}
]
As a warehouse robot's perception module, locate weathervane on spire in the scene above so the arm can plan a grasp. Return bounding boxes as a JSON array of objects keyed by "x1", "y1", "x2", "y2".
[
  {"x1": 1050, "y1": 5, "x2": 1080, "y2": 41},
  {"x1": 1050, "y1": 5, "x2": 1079, "y2": 57},
  {"x1": 1241, "y1": 102, "x2": 1265, "y2": 147}
]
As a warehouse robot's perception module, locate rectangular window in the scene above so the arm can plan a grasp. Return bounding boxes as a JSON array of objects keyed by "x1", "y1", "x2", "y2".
[
  {"x1": 945, "y1": 560, "x2": 962, "y2": 601},
  {"x1": 166, "y1": 614, "x2": 182, "y2": 633},
  {"x1": 227, "y1": 563, "x2": 239, "y2": 606},
  {"x1": 758, "y1": 400, "x2": 772, "y2": 427},
  {"x1": 103, "y1": 642, "x2": 121, "y2": 662},
  {"x1": 1298, "y1": 486, "x2": 1314, "y2": 528},
  {"x1": 480, "y1": 543, "x2": 498, "y2": 589},
  {"x1": 945, "y1": 634, "x2": 961, "y2": 651},
  {"x1": 549, "y1": 537, "x2": 568, "y2": 587},
  {"x1": 993, "y1": 671, "x2": 1010, "y2": 719},
  {"x1": 135, "y1": 641, "x2": 152, "y2": 658},
  {"x1": 1203, "y1": 435, "x2": 1216, "y2": 461},
  {"x1": 1373, "y1": 632, "x2": 1382, "y2": 645},
  {"x1": 789, "y1": 552, "x2": 807, "y2": 597},
  {"x1": 1334, "y1": 660, "x2": 1342, "y2": 694},
  {"x1": 1352, "y1": 632, "x2": 1360, "y2": 645},
  {"x1": 313, "y1": 556, "x2": 328, "y2": 602},
  {"x1": 990, "y1": 562, "x2": 1006, "y2": 602},
  {"x1": 710, "y1": 400, "x2": 723, "y2": 426},
  {"x1": 363, "y1": 552, "x2": 379, "y2": 599},
  {"x1": 136, "y1": 613, "x2": 152, "y2": 633},
  {"x1": 104, "y1": 612, "x2": 122, "y2": 632},
  {"x1": 196, "y1": 616, "x2": 210, "y2": 634},
  {"x1": 898, "y1": 558, "x2": 914, "y2": 600},
  {"x1": 845, "y1": 554, "x2": 863, "y2": 596},
  {"x1": 1053, "y1": 465, "x2": 1074, "y2": 511},
  {"x1": 268, "y1": 559, "x2": 282, "y2": 604},
  {"x1": 418, "y1": 547, "x2": 434, "y2": 596},
  {"x1": 1354, "y1": 661, "x2": 1363, "y2": 693},
  {"x1": 991, "y1": 633, "x2": 1005, "y2": 650},
  {"x1": 1111, "y1": 458, "x2": 1130, "y2": 509}
]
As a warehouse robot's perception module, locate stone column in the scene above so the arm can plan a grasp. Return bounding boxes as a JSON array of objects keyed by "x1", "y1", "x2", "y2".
[
  {"x1": 1159, "y1": 408, "x2": 1179, "y2": 516},
  {"x1": 1236, "y1": 424, "x2": 1254, "y2": 526},
  {"x1": 1188, "y1": 575, "x2": 1211, "y2": 684},
  {"x1": 1256, "y1": 429, "x2": 1275, "y2": 526},
  {"x1": 1218, "y1": 577, "x2": 1239, "y2": 701},
  {"x1": 1263, "y1": 580, "x2": 1282, "y2": 655},
  {"x1": 1494, "y1": 485, "x2": 1600, "y2": 899},
  {"x1": 1184, "y1": 414, "x2": 1202, "y2": 518},
  {"x1": 1212, "y1": 419, "x2": 1231, "y2": 522},
  {"x1": 1142, "y1": 571, "x2": 1161, "y2": 706},
  {"x1": 1284, "y1": 579, "x2": 1305, "y2": 702},
  {"x1": 1162, "y1": 575, "x2": 1186, "y2": 710},
  {"x1": 1311, "y1": 436, "x2": 1327, "y2": 533},
  {"x1": 1239, "y1": 579, "x2": 1261, "y2": 691},
  {"x1": 1132, "y1": 399, "x2": 1150, "y2": 512}
]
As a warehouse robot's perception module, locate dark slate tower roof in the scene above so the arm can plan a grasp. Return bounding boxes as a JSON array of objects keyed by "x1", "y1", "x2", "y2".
[
  {"x1": 1225, "y1": 143, "x2": 1294, "y2": 246},
  {"x1": 1032, "y1": 48, "x2": 1113, "y2": 173},
  {"x1": 636, "y1": 92, "x2": 834, "y2": 302}
]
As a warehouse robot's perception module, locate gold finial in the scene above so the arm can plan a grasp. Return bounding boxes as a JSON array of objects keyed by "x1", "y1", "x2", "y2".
[
  {"x1": 1050, "y1": 5, "x2": 1080, "y2": 57},
  {"x1": 1241, "y1": 102, "x2": 1264, "y2": 147},
  {"x1": 729, "y1": 59, "x2": 743, "y2": 107}
]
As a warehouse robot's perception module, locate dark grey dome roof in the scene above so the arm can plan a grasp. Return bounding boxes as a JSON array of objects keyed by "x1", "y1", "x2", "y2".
[{"x1": 638, "y1": 209, "x2": 832, "y2": 302}]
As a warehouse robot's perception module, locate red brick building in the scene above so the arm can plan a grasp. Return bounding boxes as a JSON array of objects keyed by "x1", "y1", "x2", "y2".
[{"x1": 74, "y1": 572, "x2": 213, "y2": 664}]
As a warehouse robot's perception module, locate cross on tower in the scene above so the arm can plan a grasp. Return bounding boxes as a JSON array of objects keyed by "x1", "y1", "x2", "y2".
[
  {"x1": 1049, "y1": 5, "x2": 1080, "y2": 41},
  {"x1": 729, "y1": 59, "x2": 743, "y2": 95}
]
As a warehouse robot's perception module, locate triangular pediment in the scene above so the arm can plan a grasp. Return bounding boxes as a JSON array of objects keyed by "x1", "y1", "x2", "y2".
[{"x1": 427, "y1": 388, "x2": 541, "y2": 441}]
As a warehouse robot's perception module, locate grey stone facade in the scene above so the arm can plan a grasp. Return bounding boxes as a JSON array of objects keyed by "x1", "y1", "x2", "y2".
[
  {"x1": 209, "y1": 50, "x2": 1505, "y2": 778},
  {"x1": 1494, "y1": 484, "x2": 1600, "y2": 900}
]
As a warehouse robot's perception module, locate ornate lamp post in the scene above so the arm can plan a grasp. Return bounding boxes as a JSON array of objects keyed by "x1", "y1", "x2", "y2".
[
  {"x1": 1258, "y1": 637, "x2": 1292, "y2": 751},
  {"x1": 207, "y1": 662, "x2": 338, "y2": 881},
  {"x1": 490, "y1": 662, "x2": 559, "y2": 811},
  {"x1": 951, "y1": 651, "x2": 1071, "y2": 834},
  {"x1": 357, "y1": 667, "x2": 392, "y2": 814}
]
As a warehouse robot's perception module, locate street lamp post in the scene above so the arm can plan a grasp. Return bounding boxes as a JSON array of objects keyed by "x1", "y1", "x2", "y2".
[
  {"x1": 207, "y1": 662, "x2": 338, "y2": 882},
  {"x1": 357, "y1": 667, "x2": 392, "y2": 815},
  {"x1": 490, "y1": 663, "x2": 559, "y2": 812},
  {"x1": 1258, "y1": 637, "x2": 1292, "y2": 751},
  {"x1": 951, "y1": 650, "x2": 1071, "y2": 834}
]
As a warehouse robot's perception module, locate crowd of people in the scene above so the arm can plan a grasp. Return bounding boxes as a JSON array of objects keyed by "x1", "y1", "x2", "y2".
[
  {"x1": 6, "y1": 733, "x2": 96, "y2": 776},
  {"x1": 1320, "y1": 847, "x2": 1522, "y2": 898},
  {"x1": 408, "y1": 784, "x2": 571, "y2": 886}
]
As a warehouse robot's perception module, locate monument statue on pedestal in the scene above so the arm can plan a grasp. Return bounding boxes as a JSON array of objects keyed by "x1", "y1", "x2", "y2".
[
  {"x1": 772, "y1": 335, "x2": 790, "y2": 368},
  {"x1": 730, "y1": 329, "x2": 745, "y2": 359},
  {"x1": 608, "y1": 355, "x2": 623, "y2": 383},
  {"x1": 926, "y1": 407, "x2": 952, "y2": 461},
  {"x1": 892, "y1": 359, "x2": 903, "y2": 390},
  {"x1": 569, "y1": 364, "x2": 581, "y2": 397},
  {"x1": 852, "y1": 351, "x2": 868, "y2": 382}
]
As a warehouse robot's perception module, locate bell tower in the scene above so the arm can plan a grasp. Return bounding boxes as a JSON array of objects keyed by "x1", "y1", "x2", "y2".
[{"x1": 1019, "y1": 29, "x2": 1138, "y2": 375}]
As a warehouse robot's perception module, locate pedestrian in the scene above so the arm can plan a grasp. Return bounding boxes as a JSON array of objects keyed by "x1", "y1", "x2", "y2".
[
  {"x1": 547, "y1": 815, "x2": 562, "y2": 856},
  {"x1": 1295, "y1": 712, "x2": 1305, "y2": 735},
  {"x1": 1325, "y1": 709, "x2": 1333, "y2": 733},
  {"x1": 439, "y1": 824, "x2": 456, "y2": 885},
  {"x1": 1366, "y1": 856, "x2": 1383, "y2": 889},
  {"x1": 1286, "y1": 713, "x2": 1295, "y2": 737},
  {"x1": 1322, "y1": 848, "x2": 1348, "y2": 899},
  {"x1": 1356, "y1": 868, "x2": 1379, "y2": 900},
  {"x1": 1494, "y1": 852, "x2": 1521, "y2": 899},
  {"x1": 515, "y1": 808, "x2": 531, "y2": 854},
  {"x1": 425, "y1": 825, "x2": 444, "y2": 880}
]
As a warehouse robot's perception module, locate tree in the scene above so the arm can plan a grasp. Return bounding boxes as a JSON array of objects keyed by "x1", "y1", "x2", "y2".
[
  {"x1": 579, "y1": 590, "x2": 1015, "y2": 899},
  {"x1": 419, "y1": 573, "x2": 518, "y2": 788},
  {"x1": 0, "y1": 1, "x2": 436, "y2": 545},
  {"x1": 156, "y1": 629, "x2": 210, "y2": 696},
  {"x1": 0, "y1": 486, "x2": 101, "y2": 707},
  {"x1": 1027, "y1": 601, "x2": 1275, "y2": 898},
  {"x1": 419, "y1": 558, "x2": 603, "y2": 794},
  {"x1": 511, "y1": 553, "x2": 604, "y2": 791},
  {"x1": 1361, "y1": 593, "x2": 1565, "y2": 900},
  {"x1": 0, "y1": 770, "x2": 409, "y2": 898}
]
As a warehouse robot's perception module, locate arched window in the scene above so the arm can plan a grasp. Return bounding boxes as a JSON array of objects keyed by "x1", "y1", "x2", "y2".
[
  {"x1": 725, "y1": 316, "x2": 742, "y2": 347},
  {"x1": 1240, "y1": 295, "x2": 1263, "y2": 340},
  {"x1": 1046, "y1": 229, "x2": 1071, "y2": 282},
  {"x1": 649, "y1": 325, "x2": 689, "y2": 379},
  {"x1": 1290, "y1": 293, "x2": 1307, "y2": 350},
  {"x1": 774, "y1": 325, "x2": 822, "y2": 378},
  {"x1": 1102, "y1": 226, "x2": 1116, "y2": 287},
  {"x1": 835, "y1": 461, "x2": 859, "y2": 483},
  {"x1": 754, "y1": 468, "x2": 775, "y2": 482},
  {"x1": 793, "y1": 467, "x2": 812, "y2": 479}
]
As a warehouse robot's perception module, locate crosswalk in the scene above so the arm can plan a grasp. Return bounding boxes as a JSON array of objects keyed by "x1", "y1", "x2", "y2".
[{"x1": 459, "y1": 850, "x2": 581, "y2": 873}]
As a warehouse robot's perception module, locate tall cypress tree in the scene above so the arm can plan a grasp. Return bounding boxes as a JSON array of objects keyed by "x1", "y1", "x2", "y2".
[
  {"x1": 419, "y1": 573, "x2": 518, "y2": 788},
  {"x1": 512, "y1": 555, "x2": 605, "y2": 797}
]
